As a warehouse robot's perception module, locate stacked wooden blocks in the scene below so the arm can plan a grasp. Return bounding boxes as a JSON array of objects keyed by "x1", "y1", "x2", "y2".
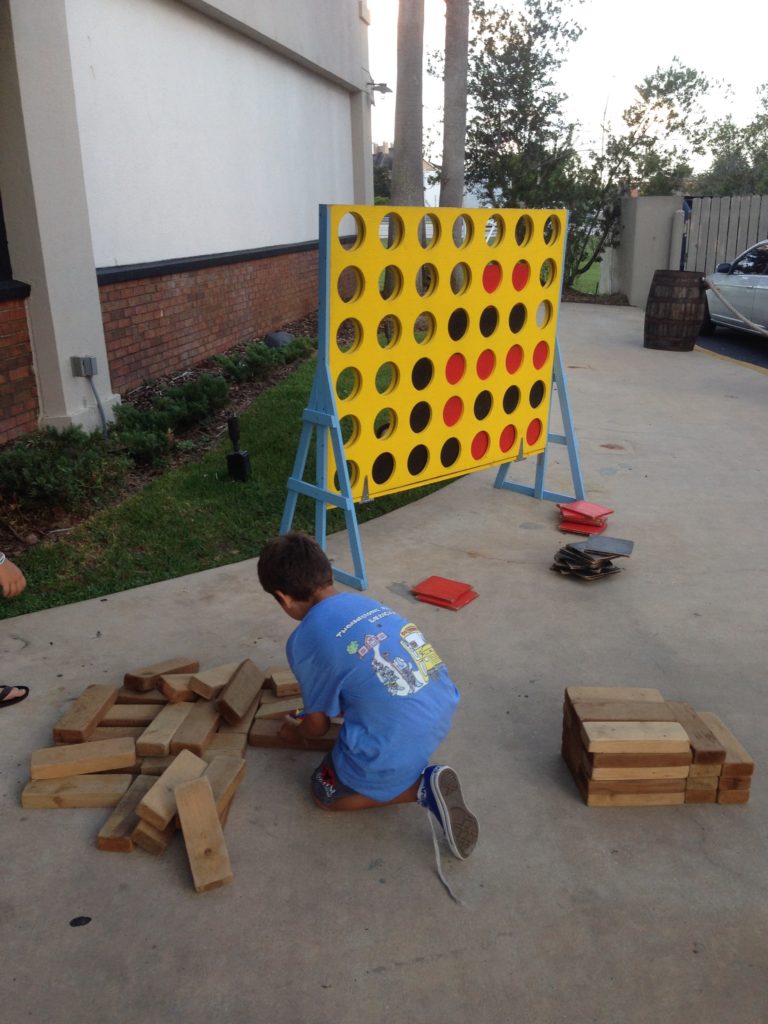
[
  {"x1": 562, "y1": 686, "x2": 754, "y2": 807},
  {"x1": 20, "y1": 656, "x2": 341, "y2": 892}
]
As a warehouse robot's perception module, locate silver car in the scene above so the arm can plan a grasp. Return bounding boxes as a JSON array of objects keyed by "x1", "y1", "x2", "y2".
[{"x1": 702, "y1": 239, "x2": 768, "y2": 336}]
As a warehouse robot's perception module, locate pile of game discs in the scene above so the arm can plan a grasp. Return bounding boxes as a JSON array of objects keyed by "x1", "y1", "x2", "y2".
[{"x1": 550, "y1": 535, "x2": 634, "y2": 582}]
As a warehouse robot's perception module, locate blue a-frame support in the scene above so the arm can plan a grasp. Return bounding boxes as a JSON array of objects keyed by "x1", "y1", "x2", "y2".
[
  {"x1": 281, "y1": 205, "x2": 586, "y2": 591},
  {"x1": 494, "y1": 339, "x2": 586, "y2": 503}
]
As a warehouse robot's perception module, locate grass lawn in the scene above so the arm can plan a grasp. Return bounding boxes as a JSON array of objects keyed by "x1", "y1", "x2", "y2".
[
  {"x1": 571, "y1": 258, "x2": 601, "y2": 295},
  {"x1": 1, "y1": 357, "x2": 448, "y2": 620}
]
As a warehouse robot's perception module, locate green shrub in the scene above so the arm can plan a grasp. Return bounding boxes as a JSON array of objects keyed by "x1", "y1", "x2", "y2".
[
  {"x1": 0, "y1": 426, "x2": 129, "y2": 512},
  {"x1": 113, "y1": 428, "x2": 171, "y2": 467}
]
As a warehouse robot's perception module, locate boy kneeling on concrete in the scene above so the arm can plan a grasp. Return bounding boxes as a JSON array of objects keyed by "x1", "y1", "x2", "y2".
[{"x1": 257, "y1": 532, "x2": 478, "y2": 860}]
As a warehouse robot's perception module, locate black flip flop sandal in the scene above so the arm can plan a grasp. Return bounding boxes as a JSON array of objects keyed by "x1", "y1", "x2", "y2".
[{"x1": 0, "y1": 685, "x2": 29, "y2": 708}]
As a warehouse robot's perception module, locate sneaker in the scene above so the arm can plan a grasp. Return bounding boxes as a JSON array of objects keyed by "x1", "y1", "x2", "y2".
[{"x1": 418, "y1": 765, "x2": 478, "y2": 860}]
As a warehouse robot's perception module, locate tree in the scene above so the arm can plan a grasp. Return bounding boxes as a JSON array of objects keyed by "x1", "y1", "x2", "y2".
[
  {"x1": 390, "y1": 0, "x2": 425, "y2": 207},
  {"x1": 439, "y1": 0, "x2": 470, "y2": 208},
  {"x1": 695, "y1": 85, "x2": 768, "y2": 195}
]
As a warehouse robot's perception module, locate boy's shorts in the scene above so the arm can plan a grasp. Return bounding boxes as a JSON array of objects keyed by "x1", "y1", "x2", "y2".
[{"x1": 310, "y1": 753, "x2": 358, "y2": 807}]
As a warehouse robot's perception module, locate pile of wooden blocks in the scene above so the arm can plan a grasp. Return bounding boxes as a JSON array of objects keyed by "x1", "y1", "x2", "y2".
[
  {"x1": 20, "y1": 656, "x2": 339, "y2": 892},
  {"x1": 561, "y1": 686, "x2": 754, "y2": 807}
]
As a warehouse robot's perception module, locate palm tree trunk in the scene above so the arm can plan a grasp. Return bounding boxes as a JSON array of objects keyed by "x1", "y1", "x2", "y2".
[
  {"x1": 391, "y1": 0, "x2": 425, "y2": 207},
  {"x1": 439, "y1": 0, "x2": 469, "y2": 208}
]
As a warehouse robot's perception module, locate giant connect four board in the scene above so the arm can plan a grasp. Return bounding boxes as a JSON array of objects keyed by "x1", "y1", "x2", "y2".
[{"x1": 324, "y1": 205, "x2": 567, "y2": 501}]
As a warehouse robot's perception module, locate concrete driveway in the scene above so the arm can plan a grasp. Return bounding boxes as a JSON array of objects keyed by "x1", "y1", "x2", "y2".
[{"x1": 2, "y1": 303, "x2": 766, "y2": 1024}]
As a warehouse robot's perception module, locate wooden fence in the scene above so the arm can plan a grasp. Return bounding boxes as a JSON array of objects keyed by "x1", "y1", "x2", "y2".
[{"x1": 684, "y1": 195, "x2": 768, "y2": 272}]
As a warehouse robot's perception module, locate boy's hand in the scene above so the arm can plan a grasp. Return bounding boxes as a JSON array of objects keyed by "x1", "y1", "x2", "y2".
[{"x1": 278, "y1": 716, "x2": 307, "y2": 747}]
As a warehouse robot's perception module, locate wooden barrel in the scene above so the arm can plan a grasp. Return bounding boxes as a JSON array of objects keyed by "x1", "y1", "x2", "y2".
[{"x1": 643, "y1": 270, "x2": 706, "y2": 351}]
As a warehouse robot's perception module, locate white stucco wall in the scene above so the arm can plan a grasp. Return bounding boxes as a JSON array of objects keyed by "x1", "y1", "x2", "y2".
[{"x1": 65, "y1": 0, "x2": 360, "y2": 266}]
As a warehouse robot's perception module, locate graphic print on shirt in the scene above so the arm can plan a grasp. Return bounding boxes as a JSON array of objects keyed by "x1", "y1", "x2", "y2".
[{"x1": 345, "y1": 618, "x2": 443, "y2": 697}]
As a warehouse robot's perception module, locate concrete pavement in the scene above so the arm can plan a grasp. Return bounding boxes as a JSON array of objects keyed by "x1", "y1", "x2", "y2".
[{"x1": 2, "y1": 303, "x2": 767, "y2": 1024}]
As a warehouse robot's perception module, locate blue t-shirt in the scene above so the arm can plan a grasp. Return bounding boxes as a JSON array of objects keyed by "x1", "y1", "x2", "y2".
[{"x1": 287, "y1": 593, "x2": 460, "y2": 801}]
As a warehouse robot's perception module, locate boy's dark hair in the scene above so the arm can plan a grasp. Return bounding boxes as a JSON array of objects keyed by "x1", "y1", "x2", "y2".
[{"x1": 257, "y1": 532, "x2": 333, "y2": 601}]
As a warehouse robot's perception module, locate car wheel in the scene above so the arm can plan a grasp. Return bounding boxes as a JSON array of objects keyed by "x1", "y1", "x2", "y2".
[{"x1": 699, "y1": 303, "x2": 717, "y2": 337}]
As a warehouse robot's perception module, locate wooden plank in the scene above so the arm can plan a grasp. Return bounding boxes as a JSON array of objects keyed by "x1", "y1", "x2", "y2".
[
  {"x1": 52, "y1": 684, "x2": 119, "y2": 742},
  {"x1": 248, "y1": 718, "x2": 340, "y2": 751},
  {"x1": 217, "y1": 694, "x2": 261, "y2": 736},
  {"x1": 685, "y1": 789, "x2": 717, "y2": 804},
  {"x1": 202, "y1": 733, "x2": 247, "y2": 761},
  {"x1": 116, "y1": 686, "x2": 168, "y2": 705},
  {"x1": 31, "y1": 737, "x2": 137, "y2": 780},
  {"x1": 265, "y1": 666, "x2": 302, "y2": 698},
  {"x1": 136, "y1": 749, "x2": 207, "y2": 830},
  {"x1": 590, "y1": 765, "x2": 690, "y2": 781},
  {"x1": 131, "y1": 818, "x2": 176, "y2": 855},
  {"x1": 136, "y1": 701, "x2": 195, "y2": 756},
  {"x1": 91, "y1": 726, "x2": 145, "y2": 741},
  {"x1": 255, "y1": 696, "x2": 305, "y2": 720},
  {"x1": 158, "y1": 674, "x2": 198, "y2": 703},
  {"x1": 190, "y1": 663, "x2": 240, "y2": 701},
  {"x1": 203, "y1": 756, "x2": 246, "y2": 817},
  {"x1": 698, "y1": 712, "x2": 754, "y2": 777},
  {"x1": 123, "y1": 656, "x2": 200, "y2": 693},
  {"x1": 685, "y1": 776, "x2": 718, "y2": 792},
  {"x1": 139, "y1": 755, "x2": 177, "y2": 776},
  {"x1": 176, "y1": 776, "x2": 233, "y2": 893},
  {"x1": 688, "y1": 763, "x2": 722, "y2": 778},
  {"x1": 581, "y1": 721, "x2": 691, "y2": 754},
  {"x1": 96, "y1": 775, "x2": 155, "y2": 852},
  {"x1": 666, "y1": 702, "x2": 726, "y2": 764},
  {"x1": 218, "y1": 660, "x2": 266, "y2": 726},
  {"x1": 590, "y1": 751, "x2": 692, "y2": 768},
  {"x1": 21, "y1": 774, "x2": 133, "y2": 809},
  {"x1": 586, "y1": 778, "x2": 686, "y2": 795},
  {"x1": 572, "y1": 700, "x2": 676, "y2": 723},
  {"x1": 101, "y1": 704, "x2": 162, "y2": 728},
  {"x1": 717, "y1": 776, "x2": 751, "y2": 792},
  {"x1": 585, "y1": 791, "x2": 685, "y2": 807},
  {"x1": 565, "y1": 687, "x2": 665, "y2": 705},
  {"x1": 169, "y1": 701, "x2": 220, "y2": 755},
  {"x1": 717, "y1": 789, "x2": 750, "y2": 804}
]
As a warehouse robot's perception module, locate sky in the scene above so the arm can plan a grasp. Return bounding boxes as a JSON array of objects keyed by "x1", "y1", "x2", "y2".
[{"x1": 366, "y1": 0, "x2": 766, "y2": 167}]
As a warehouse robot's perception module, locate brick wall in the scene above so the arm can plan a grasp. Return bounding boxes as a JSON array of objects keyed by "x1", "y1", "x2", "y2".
[
  {"x1": 0, "y1": 299, "x2": 38, "y2": 445},
  {"x1": 100, "y1": 247, "x2": 319, "y2": 393}
]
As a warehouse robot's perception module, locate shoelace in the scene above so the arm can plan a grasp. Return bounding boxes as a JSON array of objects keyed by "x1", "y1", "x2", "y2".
[{"x1": 427, "y1": 810, "x2": 465, "y2": 906}]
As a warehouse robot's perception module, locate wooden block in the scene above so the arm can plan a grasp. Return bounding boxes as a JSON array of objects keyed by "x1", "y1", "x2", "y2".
[
  {"x1": 101, "y1": 704, "x2": 161, "y2": 728},
  {"x1": 586, "y1": 778, "x2": 686, "y2": 795},
  {"x1": 136, "y1": 701, "x2": 195, "y2": 756},
  {"x1": 255, "y1": 696, "x2": 305, "y2": 720},
  {"x1": 203, "y1": 756, "x2": 246, "y2": 817},
  {"x1": 686, "y1": 776, "x2": 718, "y2": 792},
  {"x1": 717, "y1": 776, "x2": 751, "y2": 792},
  {"x1": 589, "y1": 765, "x2": 690, "y2": 781},
  {"x1": 218, "y1": 660, "x2": 266, "y2": 726},
  {"x1": 124, "y1": 656, "x2": 200, "y2": 692},
  {"x1": 116, "y1": 686, "x2": 168, "y2": 705},
  {"x1": 140, "y1": 755, "x2": 176, "y2": 775},
  {"x1": 717, "y1": 789, "x2": 750, "y2": 805},
  {"x1": 265, "y1": 666, "x2": 302, "y2": 698},
  {"x1": 52, "y1": 684, "x2": 119, "y2": 742},
  {"x1": 131, "y1": 818, "x2": 175, "y2": 855},
  {"x1": 589, "y1": 751, "x2": 692, "y2": 768},
  {"x1": 698, "y1": 712, "x2": 755, "y2": 777},
  {"x1": 136, "y1": 749, "x2": 207, "y2": 830},
  {"x1": 169, "y1": 701, "x2": 220, "y2": 755},
  {"x1": 91, "y1": 726, "x2": 145, "y2": 741},
  {"x1": 688, "y1": 763, "x2": 722, "y2": 778},
  {"x1": 96, "y1": 775, "x2": 155, "y2": 852},
  {"x1": 248, "y1": 718, "x2": 340, "y2": 751},
  {"x1": 31, "y1": 737, "x2": 137, "y2": 780},
  {"x1": 581, "y1": 721, "x2": 691, "y2": 754},
  {"x1": 585, "y1": 791, "x2": 685, "y2": 807},
  {"x1": 666, "y1": 702, "x2": 726, "y2": 765},
  {"x1": 202, "y1": 733, "x2": 247, "y2": 761},
  {"x1": 566, "y1": 687, "x2": 665, "y2": 705},
  {"x1": 21, "y1": 774, "x2": 133, "y2": 809},
  {"x1": 175, "y1": 776, "x2": 233, "y2": 893},
  {"x1": 190, "y1": 662, "x2": 240, "y2": 700},
  {"x1": 216, "y1": 693, "x2": 260, "y2": 735},
  {"x1": 685, "y1": 789, "x2": 717, "y2": 804},
  {"x1": 158, "y1": 673, "x2": 198, "y2": 703},
  {"x1": 572, "y1": 700, "x2": 676, "y2": 724}
]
